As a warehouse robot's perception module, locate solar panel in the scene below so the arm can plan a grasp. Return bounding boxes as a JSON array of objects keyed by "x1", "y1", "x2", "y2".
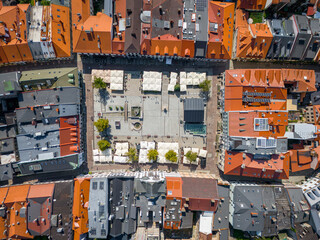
[{"x1": 256, "y1": 137, "x2": 277, "y2": 148}]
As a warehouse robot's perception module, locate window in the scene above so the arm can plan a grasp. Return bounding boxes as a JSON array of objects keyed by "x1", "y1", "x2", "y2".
[
  {"x1": 101, "y1": 229, "x2": 106, "y2": 236},
  {"x1": 90, "y1": 229, "x2": 96, "y2": 235},
  {"x1": 299, "y1": 38, "x2": 305, "y2": 45},
  {"x1": 92, "y1": 182, "x2": 97, "y2": 190},
  {"x1": 99, "y1": 181, "x2": 104, "y2": 190},
  {"x1": 256, "y1": 137, "x2": 276, "y2": 148}
]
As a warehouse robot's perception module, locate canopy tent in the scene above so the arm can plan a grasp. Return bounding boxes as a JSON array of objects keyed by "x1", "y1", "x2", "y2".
[
  {"x1": 199, "y1": 149, "x2": 207, "y2": 158},
  {"x1": 158, "y1": 142, "x2": 179, "y2": 164},
  {"x1": 91, "y1": 69, "x2": 110, "y2": 83},
  {"x1": 183, "y1": 147, "x2": 199, "y2": 165},
  {"x1": 139, "y1": 141, "x2": 156, "y2": 163},
  {"x1": 113, "y1": 156, "x2": 128, "y2": 163},
  {"x1": 143, "y1": 71, "x2": 162, "y2": 92},
  {"x1": 110, "y1": 70, "x2": 124, "y2": 90},
  {"x1": 115, "y1": 142, "x2": 129, "y2": 156},
  {"x1": 93, "y1": 148, "x2": 112, "y2": 163},
  {"x1": 180, "y1": 84, "x2": 187, "y2": 92},
  {"x1": 168, "y1": 84, "x2": 175, "y2": 92}
]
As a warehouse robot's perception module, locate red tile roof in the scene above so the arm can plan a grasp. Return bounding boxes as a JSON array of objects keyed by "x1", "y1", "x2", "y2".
[
  {"x1": 73, "y1": 178, "x2": 91, "y2": 240},
  {"x1": 224, "y1": 150, "x2": 290, "y2": 179},
  {"x1": 27, "y1": 184, "x2": 55, "y2": 236},
  {"x1": 207, "y1": 1, "x2": 235, "y2": 60},
  {"x1": 73, "y1": 12, "x2": 113, "y2": 54},
  {"x1": 4, "y1": 185, "x2": 33, "y2": 239}
]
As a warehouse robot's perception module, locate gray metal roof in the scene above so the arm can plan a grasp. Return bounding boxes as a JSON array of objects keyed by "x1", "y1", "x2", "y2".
[
  {"x1": 0, "y1": 71, "x2": 22, "y2": 98},
  {"x1": 195, "y1": 0, "x2": 208, "y2": 42},
  {"x1": 285, "y1": 187, "x2": 310, "y2": 224},
  {"x1": 109, "y1": 176, "x2": 136, "y2": 238},
  {"x1": 184, "y1": 98, "x2": 205, "y2": 123},
  {"x1": 88, "y1": 177, "x2": 109, "y2": 239},
  {"x1": 17, "y1": 153, "x2": 80, "y2": 175},
  {"x1": 213, "y1": 185, "x2": 229, "y2": 231},
  {"x1": 134, "y1": 175, "x2": 166, "y2": 225},
  {"x1": 229, "y1": 137, "x2": 287, "y2": 155},
  {"x1": 17, "y1": 123, "x2": 60, "y2": 162},
  {"x1": 16, "y1": 105, "x2": 59, "y2": 124},
  {"x1": 311, "y1": 91, "x2": 320, "y2": 105},
  {"x1": 310, "y1": 19, "x2": 320, "y2": 35},
  {"x1": 51, "y1": 180, "x2": 74, "y2": 240},
  {"x1": 230, "y1": 184, "x2": 291, "y2": 237},
  {"x1": 59, "y1": 104, "x2": 80, "y2": 117},
  {"x1": 0, "y1": 164, "x2": 13, "y2": 181},
  {"x1": 18, "y1": 87, "x2": 80, "y2": 108},
  {"x1": 295, "y1": 15, "x2": 311, "y2": 33},
  {"x1": 0, "y1": 137, "x2": 15, "y2": 154}
]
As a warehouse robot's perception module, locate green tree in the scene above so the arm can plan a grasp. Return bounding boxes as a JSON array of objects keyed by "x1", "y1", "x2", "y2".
[
  {"x1": 97, "y1": 139, "x2": 110, "y2": 151},
  {"x1": 19, "y1": 0, "x2": 32, "y2": 3},
  {"x1": 41, "y1": 0, "x2": 51, "y2": 5},
  {"x1": 165, "y1": 150, "x2": 178, "y2": 163},
  {"x1": 199, "y1": 79, "x2": 211, "y2": 92},
  {"x1": 94, "y1": 119, "x2": 109, "y2": 132},
  {"x1": 185, "y1": 151, "x2": 197, "y2": 163},
  {"x1": 126, "y1": 148, "x2": 138, "y2": 163},
  {"x1": 174, "y1": 84, "x2": 180, "y2": 91},
  {"x1": 93, "y1": 77, "x2": 107, "y2": 89},
  {"x1": 147, "y1": 149, "x2": 159, "y2": 162}
]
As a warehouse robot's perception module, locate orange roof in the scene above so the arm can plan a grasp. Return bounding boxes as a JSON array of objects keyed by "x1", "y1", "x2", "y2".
[
  {"x1": 281, "y1": 69, "x2": 316, "y2": 93},
  {"x1": 73, "y1": 12, "x2": 112, "y2": 54},
  {"x1": 224, "y1": 150, "x2": 289, "y2": 179},
  {"x1": 207, "y1": 1, "x2": 234, "y2": 59},
  {"x1": 0, "y1": 4, "x2": 33, "y2": 63},
  {"x1": 112, "y1": 0, "x2": 126, "y2": 54},
  {"x1": 150, "y1": 34, "x2": 182, "y2": 56},
  {"x1": 236, "y1": 23, "x2": 273, "y2": 59},
  {"x1": 237, "y1": 0, "x2": 270, "y2": 10},
  {"x1": 73, "y1": 178, "x2": 91, "y2": 240},
  {"x1": 27, "y1": 184, "x2": 55, "y2": 236},
  {"x1": 51, "y1": 4, "x2": 71, "y2": 58},
  {"x1": 166, "y1": 177, "x2": 182, "y2": 198},
  {"x1": 289, "y1": 149, "x2": 320, "y2": 172},
  {"x1": 0, "y1": 187, "x2": 8, "y2": 240},
  {"x1": 314, "y1": 105, "x2": 320, "y2": 124},
  {"x1": 228, "y1": 111, "x2": 288, "y2": 138},
  {"x1": 5, "y1": 185, "x2": 33, "y2": 239},
  {"x1": 181, "y1": 39, "x2": 194, "y2": 58},
  {"x1": 71, "y1": 0, "x2": 90, "y2": 26},
  {"x1": 60, "y1": 116, "x2": 80, "y2": 156}
]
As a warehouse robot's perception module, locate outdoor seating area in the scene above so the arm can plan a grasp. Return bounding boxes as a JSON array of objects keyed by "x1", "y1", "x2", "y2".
[{"x1": 93, "y1": 148, "x2": 113, "y2": 163}]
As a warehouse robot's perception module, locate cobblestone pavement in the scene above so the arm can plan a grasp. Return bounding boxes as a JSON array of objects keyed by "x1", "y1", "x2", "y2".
[{"x1": 81, "y1": 56, "x2": 227, "y2": 174}]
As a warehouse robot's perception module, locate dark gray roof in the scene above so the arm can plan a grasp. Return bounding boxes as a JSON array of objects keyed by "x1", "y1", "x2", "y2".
[
  {"x1": 180, "y1": 211, "x2": 193, "y2": 229},
  {"x1": 195, "y1": 0, "x2": 208, "y2": 42},
  {"x1": 164, "y1": 198, "x2": 182, "y2": 227},
  {"x1": 285, "y1": 187, "x2": 310, "y2": 224},
  {"x1": 269, "y1": 19, "x2": 285, "y2": 36},
  {"x1": 88, "y1": 177, "x2": 109, "y2": 239},
  {"x1": 310, "y1": 19, "x2": 320, "y2": 35},
  {"x1": 109, "y1": 176, "x2": 136, "y2": 238},
  {"x1": 0, "y1": 137, "x2": 15, "y2": 154},
  {"x1": 0, "y1": 71, "x2": 22, "y2": 98},
  {"x1": 292, "y1": 222, "x2": 318, "y2": 240},
  {"x1": 230, "y1": 184, "x2": 291, "y2": 237},
  {"x1": 16, "y1": 106, "x2": 59, "y2": 124},
  {"x1": 295, "y1": 15, "x2": 310, "y2": 33},
  {"x1": 284, "y1": 19, "x2": 295, "y2": 36},
  {"x1": 134, "y1": 176, "x2": 166, "y2": 224},
  {"x1": 184, "y1": 98, "x2": 205, "y2": 123},
  {"x1": 17, "y1": 153, "x2": 80, "y2": 175},
  {"x1": 124, "y1": 0, "x2": 142, "y2": 53},
  {"x1": 311, "y1": 90, "x2": 320, "y2": 105},
  {"x1": 0, "y1": 164, "x2": 13, "y2": 181},
  {"x1": 51, "y1": 180, "x2": 73, "y2": 240},
  {"x1": 213, "y1": 185, "x2": 229, "y2": 231},
  {"x1": 18, "y1": 87, "x2": 80, "y2": 108}
]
